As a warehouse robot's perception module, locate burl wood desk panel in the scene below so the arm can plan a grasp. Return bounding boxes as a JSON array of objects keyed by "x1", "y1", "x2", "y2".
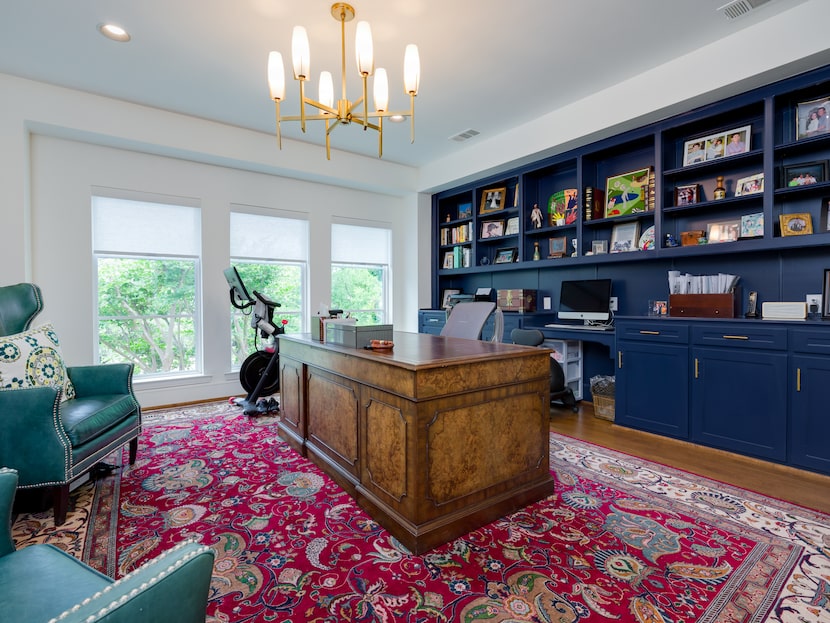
[{"x1": 278, "y1": 332, "x2": 554, "y2": 554}]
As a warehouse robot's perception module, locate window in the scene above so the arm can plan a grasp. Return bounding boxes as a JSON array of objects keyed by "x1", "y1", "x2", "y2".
[
  {"x1": 331, "y1": 222, "x2": 391, "y2": 324},
  {"x1": 229, "y1": 211, "x2": 308, "y2": 368},
  {"x1": 92, "y1": 194, "x2": 201, "y2": 378}
]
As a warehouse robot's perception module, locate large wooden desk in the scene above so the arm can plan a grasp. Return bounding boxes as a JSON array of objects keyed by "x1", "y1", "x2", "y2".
[{"x1": 278, "y1": 332, "x2": 554, "y2": 554}]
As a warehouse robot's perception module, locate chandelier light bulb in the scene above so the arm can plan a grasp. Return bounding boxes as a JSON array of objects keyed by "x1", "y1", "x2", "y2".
[
  {"x1": 267, "y1": 52, "x2": 286, "y2": 101},
  {"x1": 291, "y1": 26, "x2": 310, "y2": 80},
  {"x1": 354, "y1": 21, "x2": 374, "y2": 76},
  {"x1": 373, "y1": 68, "x2": 389, "y2": 112},
  {"x1": 319, "y1": 71, "x2": 334, "y2": 109},
  {"x1": 404, "y1": 44, "x2": 420, "y2": 95}
]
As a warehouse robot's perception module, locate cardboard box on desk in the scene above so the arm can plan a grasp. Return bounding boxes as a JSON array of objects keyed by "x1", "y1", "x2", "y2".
[
  {"x1": 326, "y1": 322, "x2": 393, "y2": 348},
  {"x1": 497, "y1": 289, "x2": 537, "y2": 312}
]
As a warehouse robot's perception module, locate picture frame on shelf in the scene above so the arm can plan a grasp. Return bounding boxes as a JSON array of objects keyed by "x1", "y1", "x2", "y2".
[
  {"x1": 779, "y1": 213, "x2": 813, "y2": 236},
  {"x1": 682, "y1": 124, "x2": 751, "y2": 167},
  {"x1": 494, "y1": 247, "x2": 517, "y2": 264},
  {"x1": 592, "y1": 240, "x2": 608, "y2": 255},
  {"x1": 442, "y1": 251, "x2": 454, "y2": 269},
  {"x1": 740, "y1": 212, "x2": 764, "y2": 239},
  {"x1": 823, "y1": 269, "x2": 830, "y2": 319},
  {"x1": 442, "y1": 289, "x2": 461, "y2": 309},
  {"x1": 480, "y1": 220, "x2": 504, "y2": 239},
  {"x1": 605, "y1": 167, "x2": 650, "y2": 218},
  {"x1": 796, "y1": 96, "x2": 830, "y2": 140},
  {"x1": 610, "y1": 221, "x2": 640, "y2": 253},
  {"x1": 674, "y1": 183, "x2": 699, "y2": 206},
  {"x1": 782, "y1": 160, "x2": 826, "y2": 187},
  {"x1": 547, "y1": 188, "x2": 578, "y2": 226},
  {"x1": 706, "y1": 218, "x2": 740, "y2": 243},
  {"x1": 548, "y1": 236, "x2": 567, "y2": 258},
  {"x1": 480, "y1": 187, "x2": 507, "y2": 214},
  {"x1": 504, "y1": 216, "x2": 519, "y2": 236},
  {"x1": 458, "y1": 202, "x2": 473, "y2": 219},
  {"x1": 735, "y1": 173, "x2": 764, "y2": 196}
]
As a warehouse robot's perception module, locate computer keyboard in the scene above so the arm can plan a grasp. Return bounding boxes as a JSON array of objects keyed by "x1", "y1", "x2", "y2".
[{"x1": 544, "y1": 323, "x2": 613, "y2": 331}]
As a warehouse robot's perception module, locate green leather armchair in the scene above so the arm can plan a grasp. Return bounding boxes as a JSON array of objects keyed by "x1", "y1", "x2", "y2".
[
  {"x1": 0, "y1": 467, "x2": 215, "y2": 622},
  {"x1": 0, "y1": 283, "x2": 142, "y2": 525}
]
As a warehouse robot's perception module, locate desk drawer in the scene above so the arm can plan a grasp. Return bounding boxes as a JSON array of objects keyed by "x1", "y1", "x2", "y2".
[
  {"x1": 419, "y1": 310, "x2": 446, "y2": 334},
  {"x1": 617, "y1": 321, "x2": 688, "y2": 343},
  {"x1": 691, "y1": 324, "x2": 787, "y2": 350},
  {"x1": 791, "y1": 328, "x2": 830, "y2": 355}
]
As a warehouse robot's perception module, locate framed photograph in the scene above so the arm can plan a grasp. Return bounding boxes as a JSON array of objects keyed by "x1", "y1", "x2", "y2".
[
  {"x1": 457, "y1": 202, "x2": 473, "y2": 220},
  {"x1": 504, "y1": 216, "x2": 519, "y2": 235},
  {"x1": 592, "y1": 240, "x2": 608, "y2": 255},
  {"x1": 441, "y1": 289, "x2": 461, "y2": 309},
  {"x1": 605, "y1": 167, "x2": 650, "y2": 218},
  {"x1": 494, "y1": 247, "x2": 517, "y2": 264},
  {"x1": 735, "y1": 173, "x2": 764, "y2": 196},
  {"x1": 683, "y1": 124, "x2": 751, "y2": 166},
  {"x1": 480, "y1": 187, "x2": 506, "y2": 214},
  {"x1": 610, "y1": 221, "x2": 640, "y2": 253},
  {"x1": 740, "y1": 213, "x2": 764, "y2": 239},
  {"x1": 674, "y1": 183, "x2": 700, "y2": 206},
  {"x1": 442, "y1": 251, "x2": 454, "y2": 269},
  {"x1": 548, "y1": 236, "x2": 567, "y2": 258},
  {"x1": 796, "y1": 96, "x2": 830, "y2": 140},
  {"x1": 707, "y1": 218, "x2": 740, "y2": 243},
  {"x1": 779, "y1": 213, "x2": 813, "y2": 236},
  {"x1": 782, "y1": 160, "x2": 826, "y2": 187},
  {"x1": 480, "y1": 219, "x2": 504, "y2": 239}
]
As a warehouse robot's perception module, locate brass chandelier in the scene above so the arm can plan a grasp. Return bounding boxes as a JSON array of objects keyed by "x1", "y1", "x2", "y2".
[{"x1": 267, "y1": 3, "x2": 421, "y2": 160}]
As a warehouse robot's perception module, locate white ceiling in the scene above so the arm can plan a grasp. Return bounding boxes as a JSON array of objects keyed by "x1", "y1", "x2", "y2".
[{"x1": 0, "y1": 0, "x2": 812, "y2": 167}]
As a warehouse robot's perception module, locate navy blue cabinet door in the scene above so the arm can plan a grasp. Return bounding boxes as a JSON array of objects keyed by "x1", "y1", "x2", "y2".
[
  {"x1": 617, "y1": 340, "x2": 689, "y2": 438},
  {"x1": 790, "y1": 354, "x2": 830, "y2": 474},
  {"x1": 691, "y1": 347, "x2": 787, "y2": 461}
]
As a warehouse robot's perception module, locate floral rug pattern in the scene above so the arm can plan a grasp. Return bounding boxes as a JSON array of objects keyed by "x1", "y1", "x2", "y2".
[{"x1": 12, "y1": 403, "x2": 830, "y2": 622}]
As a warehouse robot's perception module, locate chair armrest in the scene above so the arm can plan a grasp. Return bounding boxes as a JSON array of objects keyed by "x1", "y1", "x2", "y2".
[
  {"x1": 67, "y1": 363, "x2": 134, "y2": 397},
  {"x1": 0, "y1": 468, "x2": 18, "y2": 558},
  {"x1": 0, "y1": 387, "x2": 72, "y2": 486},
  {"x1": 47, "y1": 541, "x2": 215, "y2": 623}
]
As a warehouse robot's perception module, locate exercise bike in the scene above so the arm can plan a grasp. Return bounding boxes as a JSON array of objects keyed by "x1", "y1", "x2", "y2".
[{"x1": 224, "y1": 266, "x2": 285, "y2": 416}]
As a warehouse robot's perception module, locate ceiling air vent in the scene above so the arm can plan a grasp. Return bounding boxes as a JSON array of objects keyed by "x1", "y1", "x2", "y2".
[
  {"x1": 718, "y1": 0, "x2": 771, "y2": 21},
  {"x1": 449, "y1": 129, "x2": 480, "y2": 143}
]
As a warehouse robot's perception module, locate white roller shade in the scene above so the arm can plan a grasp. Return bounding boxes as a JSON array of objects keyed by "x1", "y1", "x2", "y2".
[
  {"x1": 93, "y1": 196, "x2": 200, "y2": 256},
  {"x1": 331, "y1": 223, "x2": 390, "y2": 264},
  {"x1": 231, "y1": 212, "x2": 308, "y2": 261}
]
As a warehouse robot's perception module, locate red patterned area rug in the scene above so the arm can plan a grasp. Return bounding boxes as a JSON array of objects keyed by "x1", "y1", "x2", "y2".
[{"x1": 21, "y1": 403, "x2": 830, "y2": 622}]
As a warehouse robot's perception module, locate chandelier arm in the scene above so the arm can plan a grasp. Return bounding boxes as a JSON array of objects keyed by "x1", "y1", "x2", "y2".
[
  {"x1": 299, "y1": 80, "x2": 307, "y2": 132},
  {"x1": 378, "y1": 116, "x2": 383, "y2": 158},
  {"x1": 275, "y1": 101, "x2": 282, "y2": 149},
  {"x1": 325, "y1": 118, "x2": 332, "y2": 160},
  {"x1": 410, "y1": 93, "x2": 415, "y2": 143},
  {"x1": 302, "y1": 96, "x2": 338, "y2": 117},
  {"x1": 363, "y1": 76, "x2": 368, "y2": 132}
]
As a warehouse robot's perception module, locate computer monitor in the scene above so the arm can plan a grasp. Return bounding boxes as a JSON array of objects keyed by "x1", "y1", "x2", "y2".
[{"x1": 557, "y1": 278, "x2": 612, "y2": 322}]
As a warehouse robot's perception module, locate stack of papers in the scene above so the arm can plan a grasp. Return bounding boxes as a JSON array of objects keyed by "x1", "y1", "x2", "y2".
[{"x1": 668, "y1": 271, "x2": 739, "y2": 295}]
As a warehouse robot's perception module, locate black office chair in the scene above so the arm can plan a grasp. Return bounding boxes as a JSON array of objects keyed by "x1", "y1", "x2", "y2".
[{"x1": 511, "y1": 328, "x2": 578, "y2": 412}]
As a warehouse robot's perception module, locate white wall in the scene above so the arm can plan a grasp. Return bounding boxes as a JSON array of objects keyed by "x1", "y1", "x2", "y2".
[{"x1": 1, "y1": 74, "x2": 426, "y2": 407}]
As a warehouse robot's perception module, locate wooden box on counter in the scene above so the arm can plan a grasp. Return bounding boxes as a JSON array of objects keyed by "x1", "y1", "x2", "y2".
[
  {"x1": 669, "y1": 292, "x2": 739, "y2": 318},
  {"x1": 497, "y1": 289, "x2": 537, "y2": 312}
]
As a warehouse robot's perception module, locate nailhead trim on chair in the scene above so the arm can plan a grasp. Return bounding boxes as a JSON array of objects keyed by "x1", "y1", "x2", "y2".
[{"x1": 46, "y1": 540, "x2": 212, "y2": 623}]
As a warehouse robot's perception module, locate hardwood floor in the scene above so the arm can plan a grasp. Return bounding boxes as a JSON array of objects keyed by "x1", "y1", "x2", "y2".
[{"x1": 550, "y1": 402, "x2": 830, "y2": 515}]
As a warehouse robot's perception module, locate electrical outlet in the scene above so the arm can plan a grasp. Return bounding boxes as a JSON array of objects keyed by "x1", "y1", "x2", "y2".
[
  {"x1": 609, "y1": 296, "x2": 618, "y2": 312},
  {"x1": 806, "y1": 294, "x2": 822, "y2": 311}
]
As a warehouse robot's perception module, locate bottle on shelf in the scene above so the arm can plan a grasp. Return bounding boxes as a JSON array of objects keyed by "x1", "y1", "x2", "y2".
[
  {"x1": 533, "y1": 241, "x2": 541, "y2": 261},
  {"x1": 714, "y1": 176, "x2": 726, "y2": 200}
]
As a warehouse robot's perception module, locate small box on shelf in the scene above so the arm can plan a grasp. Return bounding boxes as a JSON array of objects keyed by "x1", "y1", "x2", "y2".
[{"x1": 497, "y1": 289, "x2": 537, "y2": 312}]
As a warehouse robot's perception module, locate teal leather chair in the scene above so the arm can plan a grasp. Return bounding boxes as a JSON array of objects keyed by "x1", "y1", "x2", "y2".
[
  {"x1": 0, "y1": 467, "x2": 215, "y2": 622},
  {"x1": 0, "y1": 283, "x2": 142, "y2": 525}
]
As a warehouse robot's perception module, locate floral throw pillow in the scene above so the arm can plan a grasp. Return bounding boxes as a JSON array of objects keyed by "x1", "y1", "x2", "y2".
[{"x1": 0, "y1": 323, "x2": 76, "y2": 401}]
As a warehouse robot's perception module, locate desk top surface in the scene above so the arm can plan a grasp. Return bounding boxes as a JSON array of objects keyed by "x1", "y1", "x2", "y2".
[{"x1": 280, "y1": 331, "x2": 545, "y2": 370}]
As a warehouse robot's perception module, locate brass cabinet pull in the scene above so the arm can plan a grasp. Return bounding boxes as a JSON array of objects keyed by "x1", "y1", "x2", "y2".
[
  {"x1": 694, "y1": 358, "x2": 699, "y2": 378},
  {"x1": 797, "y1": 367, "x2": 801, "y2": 392},
  {"x1": 722, "y1": 335, "x2": 749, "y2": 340},
  {"x1": 639, "y1": 330, "x2": 660, "y2": 335},
  {"x1": 618, "y1": 351, "x2": 622, "y2": 368}
]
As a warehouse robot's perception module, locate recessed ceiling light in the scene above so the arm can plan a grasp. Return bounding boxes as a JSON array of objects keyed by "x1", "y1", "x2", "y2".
[
  {"x1": 389, "y1": 115, "x2": 406, "y2": 123},
  {"x1": 97, "y1": 23, "x2": 131, "y2": 42}
]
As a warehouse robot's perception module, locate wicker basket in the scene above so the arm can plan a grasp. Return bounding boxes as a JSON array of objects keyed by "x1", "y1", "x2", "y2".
[{"x1": 592, "y1": 395, "x2": 615, "y2": 421}]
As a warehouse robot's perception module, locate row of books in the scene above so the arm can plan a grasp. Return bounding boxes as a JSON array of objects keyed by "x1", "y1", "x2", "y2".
[
  {"x1": 443, "y1": 245, "x2": 472, "y2": 269},
  {"x1": 440, "y1": 222, "x2": 473, "y2": 246}
]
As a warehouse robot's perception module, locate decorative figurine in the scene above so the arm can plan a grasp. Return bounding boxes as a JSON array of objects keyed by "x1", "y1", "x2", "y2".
[{"x1": 530, "y1": 203, "x2": 543, "y2": 229}]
